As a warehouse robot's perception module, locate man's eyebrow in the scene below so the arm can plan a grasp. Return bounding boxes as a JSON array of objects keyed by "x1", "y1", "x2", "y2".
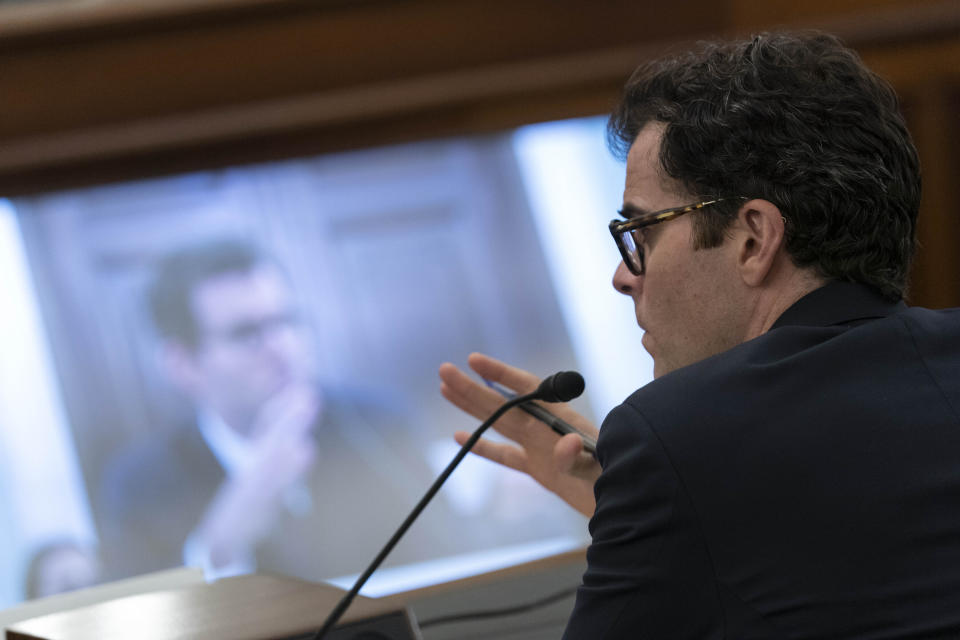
[{"x1": 617, "y1": 203, "x2": 651, "y2": 219}]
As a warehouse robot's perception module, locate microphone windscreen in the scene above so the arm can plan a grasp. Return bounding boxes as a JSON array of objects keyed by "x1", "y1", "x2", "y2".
[{"x1": 536, "y1": 371, "x2": 585, "y2": 403}]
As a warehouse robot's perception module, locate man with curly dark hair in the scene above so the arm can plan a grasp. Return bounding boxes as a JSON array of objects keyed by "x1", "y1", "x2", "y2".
[
  {"x1": 607, "y1": 31, "x2": 919, "y2": 305},
  {"x1": 440, "y1": 32, "x2": 960, "y2": 637}
]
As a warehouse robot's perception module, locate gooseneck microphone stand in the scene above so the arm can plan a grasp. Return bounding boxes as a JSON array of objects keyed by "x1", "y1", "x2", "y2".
[{"x1": 312, "y1": 372, "x2": 584, "y2": 639}]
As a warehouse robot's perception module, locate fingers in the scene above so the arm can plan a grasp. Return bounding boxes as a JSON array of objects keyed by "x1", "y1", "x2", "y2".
[
  {"x1": 442, "y1": 353, "x2": 602, "y2": 518},
  {"x1": 466, "y1": 352, "x2": 540, "y2": 394},
  {"x1": 465, "y1": 354, "x2": 598, "y2": 436},
  {"x1": 251, "y1": 383, "x2": 319, "y2": 441},
  {"x1": 439, "y1": 361, "x2": 511, "y2": 422},
  {"x1": 440, "y1": 355, "x2": 595, "y2": 447},
  {"x1": 453, "y1": 430, "x2": 528, "y2": 474},
  {"x1": 553, "y1": 433, "x2": 585, "y2": 472},
  {"x1": 441, "y1": 370, "x2": 553, "y2": 451},
  {"x1": 554, "y1": 434, "x2": 601, "y2": 483}
]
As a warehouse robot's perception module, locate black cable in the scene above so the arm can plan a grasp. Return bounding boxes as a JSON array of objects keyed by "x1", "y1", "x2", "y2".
[
  {"x1": 311, "y1": 391, "x2": 541, "y2": 639},
  {"x1": 417, "y1": 585, "x2": 579, "y2": 629},
  {"x1": 311, "y1": 371, "x2": 585, "y2": 638}
]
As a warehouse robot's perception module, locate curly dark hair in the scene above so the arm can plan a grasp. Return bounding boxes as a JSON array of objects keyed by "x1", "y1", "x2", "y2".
[{"x1": 608, "y1": 31, "x2": 920, "y2": 301}]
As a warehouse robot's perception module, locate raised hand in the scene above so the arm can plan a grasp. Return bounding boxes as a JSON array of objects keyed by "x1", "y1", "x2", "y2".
[
  {"x1": 439, "y1": 353, "x2": 600, "y2": 517},
  {"x1": 190, "y1": 383, "x2": 319, "y2": 569}
]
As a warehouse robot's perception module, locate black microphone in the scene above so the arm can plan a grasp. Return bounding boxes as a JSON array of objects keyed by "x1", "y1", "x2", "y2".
[
  {"x1": 534, "y1": 370, "x2": 585, "y2": 403},
  {"x1": 311, "y1": 370, "x2": 586, "y2": 639}
]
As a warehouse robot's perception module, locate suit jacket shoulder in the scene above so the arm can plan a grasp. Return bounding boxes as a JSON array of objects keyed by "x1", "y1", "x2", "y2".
[{"x1": 566, "y1": 290, "x2": 960, "y2": 639}]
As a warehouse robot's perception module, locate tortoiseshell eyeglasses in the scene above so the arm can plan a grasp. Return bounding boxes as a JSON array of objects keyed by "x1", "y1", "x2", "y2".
[{"x1": 608, "y1": 198, "x2": 742, "y2": 276}]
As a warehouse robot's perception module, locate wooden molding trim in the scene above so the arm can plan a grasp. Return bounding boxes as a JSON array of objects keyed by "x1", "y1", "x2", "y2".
[
  {"x1": 0, "y1": 43, "x2": 658, "y2": 175},
  {"x1": 0, "y1": 0, "x2": 957, "y2": 197}
]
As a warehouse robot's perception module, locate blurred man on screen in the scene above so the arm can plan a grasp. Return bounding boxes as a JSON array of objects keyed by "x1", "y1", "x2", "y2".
[
  {"x1": 440, "y1": 32, "x2": 960, "y2": 638},
  {"x1": 102, "y1": 240, "x2": 453, "y2": 582}
]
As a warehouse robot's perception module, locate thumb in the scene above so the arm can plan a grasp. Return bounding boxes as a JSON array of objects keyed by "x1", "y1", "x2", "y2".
[
  {"x1": 554, "y1": 433, "x2": 586, "y2": 472},
  {"x1": 554, "y1": 433, "x2": 601, "y2": 481}
]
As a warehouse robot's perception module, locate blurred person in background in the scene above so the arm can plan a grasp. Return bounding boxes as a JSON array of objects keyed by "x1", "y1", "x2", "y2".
[{"x1": 102, "y1": 239, "x2": 456, "y2": 583}]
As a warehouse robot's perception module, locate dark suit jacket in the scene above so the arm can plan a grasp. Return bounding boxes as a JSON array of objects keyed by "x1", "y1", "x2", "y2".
[{"x1": 564, "y1": 283, "x2": 960, "y2": 639}]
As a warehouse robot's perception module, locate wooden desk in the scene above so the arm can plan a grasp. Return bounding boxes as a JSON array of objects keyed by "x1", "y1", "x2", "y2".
[{"x1": 5, "y1": 548, "x2": 587, "y2": 640}]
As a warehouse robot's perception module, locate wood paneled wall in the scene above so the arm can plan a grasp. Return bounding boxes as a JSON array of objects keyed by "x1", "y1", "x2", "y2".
[{"x1": 1, "y1": 0, "x2": 958, "y2": 306}]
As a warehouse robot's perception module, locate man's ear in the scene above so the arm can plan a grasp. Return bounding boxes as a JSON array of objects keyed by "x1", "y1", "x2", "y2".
[{"x1": 734, "y1": 199, "x2": 787, "y2": 287}]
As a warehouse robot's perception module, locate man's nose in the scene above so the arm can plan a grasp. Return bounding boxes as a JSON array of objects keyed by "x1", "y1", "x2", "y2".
[{"x1": 612, "y1": 260, "x2": 641, "y2": 295}]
